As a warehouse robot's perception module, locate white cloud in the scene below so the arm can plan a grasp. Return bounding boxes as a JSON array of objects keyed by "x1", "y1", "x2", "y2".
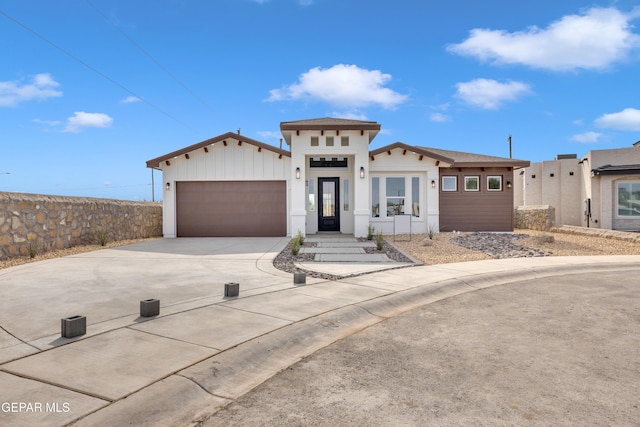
[
  {"x1": 330, "y1": 111, "x2": 369, "y2": 121},
  {"x1": 63, "y1": 112, "x2": 114, "y2": 133},
  {"x1": 121, "y1": 96, "x2": 141, "y2": 104},
  {"x1": 447, "y1": 7, "x2": 640, "y2": 71},
  {"x1": 267, "y1": 64, "x2": 408, "y2": 109},
  {"x1": 0, "y1": 73, "x2": 62, "y2": 107},
  {"x1": 595, "y1": 108, "x2": 640, "y2": 131},
  {"x1": 571, "y1": 131, "x2": 603, "y2": 143},
  {"x1": 455, "y1": 78, "x2": 531, "y2": 109},
  {"x1": 256, "y1": 130, "x2": 282, "y2": 141},
  {"x1": 32, "y1": 118, "x2": 63, "y2": 126},
  {"x1": 429, "y1": 112, "x2": 451, "y2": 122}
]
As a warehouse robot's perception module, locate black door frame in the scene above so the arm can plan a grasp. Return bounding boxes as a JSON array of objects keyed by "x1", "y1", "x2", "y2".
[{"x1": 318, "y1": 177, "x2": 340, "y2": 232}]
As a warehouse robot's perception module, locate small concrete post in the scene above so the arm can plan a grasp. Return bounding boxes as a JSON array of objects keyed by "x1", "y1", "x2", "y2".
[
  {"x1": 61, "y1": 315, "x2": 86, "y2": 338},
  {"x1": 224, "y1": 282, "x2": 239, "y2": 297},
  {"x1": 294, "y1": 270, "x2": 306, "y2": 285},
  {"x1": 140, "y1": 299, "x2": 160, "y2": 317}
]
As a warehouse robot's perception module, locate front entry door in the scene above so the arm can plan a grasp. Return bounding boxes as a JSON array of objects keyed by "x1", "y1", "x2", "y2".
[{"x1": 318, "y1": 177, "x2": 340, "y2": 232}]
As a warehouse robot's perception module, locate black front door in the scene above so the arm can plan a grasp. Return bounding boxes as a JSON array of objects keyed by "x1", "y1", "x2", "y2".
[{"x1": 318, "y1": 177, "x2": 340, "y2": 231}]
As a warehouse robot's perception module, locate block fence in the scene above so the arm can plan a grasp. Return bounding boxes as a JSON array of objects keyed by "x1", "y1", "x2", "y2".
[{"x1": 0, "y1": 192, "x2": 162, "y2": 260}]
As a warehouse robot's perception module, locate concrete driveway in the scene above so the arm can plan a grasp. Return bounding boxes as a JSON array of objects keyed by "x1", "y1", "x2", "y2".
[{"x1": 0, "y1": 237, "x2": 291, "y2": 355}]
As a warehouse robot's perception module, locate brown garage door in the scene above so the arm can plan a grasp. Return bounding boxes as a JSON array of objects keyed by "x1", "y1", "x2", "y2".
[{"x1": 176, "y1": 181, "x2": 287, "y2": 237}]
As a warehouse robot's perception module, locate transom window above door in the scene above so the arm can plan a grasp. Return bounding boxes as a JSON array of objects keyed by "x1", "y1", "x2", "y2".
[{"x1": 309, "y1": 157, "x2": 348, "y2": 168}]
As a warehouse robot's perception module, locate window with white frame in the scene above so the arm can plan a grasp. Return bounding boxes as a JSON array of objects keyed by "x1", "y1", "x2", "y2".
[
  {"x1": 464, "y1": 176, "x2": 479, "y2": 191},
  {"x1": 617, "y1": 181, "x2": 640, "y2": 217},
  {"x1": 371, "y1": 177, "x2": 380, "y2": 218},
  {"x1": 412, "y1": 177, "x2": 420, "y2": 217},
  {"x1": 386, "y1": 177, "x2": 405, "y2": 216},
  {"x1": 371, "y1": 175, "x2": 422, "y2": 218},
  {"x1": 442, "y1": 176, "x2": 457, "y2": 191},
  {"x1": 487, "y1": 176, "x2": 502, "y2": 191}
]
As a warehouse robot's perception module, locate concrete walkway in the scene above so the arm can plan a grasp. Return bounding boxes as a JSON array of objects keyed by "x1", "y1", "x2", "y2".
[
  {"x1": 296, "y1": 234, "x2": 415, "y2": 276},
  {"x1": 0, "y1": 237, "x2": 639, "y2": 426}
]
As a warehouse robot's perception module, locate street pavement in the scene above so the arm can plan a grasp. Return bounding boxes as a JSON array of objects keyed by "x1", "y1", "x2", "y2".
[{"x1": 0, "y1": 236, "x2": 639, "y2": 426}]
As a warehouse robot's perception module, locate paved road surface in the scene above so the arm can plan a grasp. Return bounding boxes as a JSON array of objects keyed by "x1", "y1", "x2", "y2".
[{"x1": 203, "y1": 270, "x2": 640, "y2": 426}]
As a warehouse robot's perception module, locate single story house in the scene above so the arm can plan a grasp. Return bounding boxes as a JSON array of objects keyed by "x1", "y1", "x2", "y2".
[
  {"x1": 146, "y1": 118, "x2": 529, "y2": 238},
  {"x1": 514, "y1": 141, "x2": 640, "y2": 231}
]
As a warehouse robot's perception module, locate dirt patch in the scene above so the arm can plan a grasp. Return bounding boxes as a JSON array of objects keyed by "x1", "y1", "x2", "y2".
[{"x1": 0, "y1": 238, "x2": 160, "y2": 271}]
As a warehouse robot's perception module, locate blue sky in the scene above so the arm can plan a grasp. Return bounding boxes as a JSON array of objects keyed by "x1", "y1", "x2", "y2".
[{"x1": 2, "y1": 0, "x2": 640, "y2": 201}]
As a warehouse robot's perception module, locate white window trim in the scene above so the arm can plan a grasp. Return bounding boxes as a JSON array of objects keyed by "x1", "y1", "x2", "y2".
[
  {"x1": 487, "y1": 175, "x2": 503, "y2": 191},
  {"x1": 370, "y1": 174, "x2": 423, "y2": 219},
  {"x1": 442, "y1": 176, "x2": 457, "y2": 192},
  {"x1": 616, "y1": 180, "x2": 640, "y2": 218},
  {"x1": 464, "y1": 176, "x2": 479, "y2": 191}
]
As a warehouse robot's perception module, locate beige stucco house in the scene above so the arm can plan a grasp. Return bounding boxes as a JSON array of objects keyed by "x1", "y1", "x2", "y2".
[{"x1": 515, "y1": 142, "x2": 640, "y2": 231}]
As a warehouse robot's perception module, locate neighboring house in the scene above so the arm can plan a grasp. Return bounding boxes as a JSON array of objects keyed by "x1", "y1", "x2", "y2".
[
  {"x1": 146, "y1": 118, "x2": 529, "y2": 238},
  {"x1": 514, "y1": 142, "x2": 640, "y2": 231}
]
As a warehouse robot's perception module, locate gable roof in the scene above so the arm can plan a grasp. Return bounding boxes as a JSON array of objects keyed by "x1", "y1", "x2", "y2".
[
  {"x1": 419, "y1": 146, "x2": 530, "y2": 168},
  {"x1": 369, "y1": 142, "x2": 455, "y2": 165},
  {"x1": 369, "y1": 143, "x2": 529, "y2": 168},
  {"x1": 280, "y1": 117, "x2": 381, "y2": 144},
  {"x1": 146, "y1": 132, "x2": 290, "y2": 169}
]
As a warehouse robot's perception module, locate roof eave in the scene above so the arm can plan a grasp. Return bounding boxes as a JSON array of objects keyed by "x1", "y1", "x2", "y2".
[{"x1": 145, "y1": 132, "x2": 290, "y2": 169}]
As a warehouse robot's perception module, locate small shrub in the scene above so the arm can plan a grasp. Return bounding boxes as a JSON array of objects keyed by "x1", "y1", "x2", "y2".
[
  {"x1": 376, "y1": 231, "x2": 384, "y2": 251},
  {"x1": 367, "y1": 225, "x2": 375, "y2": 241},
  {"x1": 291, "y1": 236, "x2": 301, "y2": 256},
  {"x1": 427, "y1": 224, "x2": 439, "y2": 240},
  {"x1": 296, "y1": 230, "x2": 304, "y2": 245},
  {"x1": 97, "y1": 231, "x2": 107, "y2": 246},
  {"x1": 28, "y1": 240, "x2": 38, "y2": 259}
]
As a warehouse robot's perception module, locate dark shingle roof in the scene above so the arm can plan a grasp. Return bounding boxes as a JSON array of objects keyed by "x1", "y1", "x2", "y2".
[
  {"x1": 418, "y1": 146, "x2": 530, "y2": 168},
  {"x1": 592, "y1": 164, "x2": 640, "y2": 176},
  {"x1": 280, "y1": 117, "x2": 381, "y2": 144}
]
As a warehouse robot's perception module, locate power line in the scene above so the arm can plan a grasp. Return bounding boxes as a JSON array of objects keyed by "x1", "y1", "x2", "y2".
[
  {"x1": 0, "y1": 8, "x2": 201, "y2": 135},
  {"x1": 85, "y1": 0, "x2": 214, "y2": 112}
]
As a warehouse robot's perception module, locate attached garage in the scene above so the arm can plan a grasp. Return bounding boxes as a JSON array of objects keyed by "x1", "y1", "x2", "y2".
[{"x1": 176, "y1": 181, "x2": 287, "y2": 237}]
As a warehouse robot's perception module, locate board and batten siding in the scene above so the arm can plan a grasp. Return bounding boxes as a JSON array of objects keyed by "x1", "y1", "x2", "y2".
[
  {"x1": 161, "y1": 137, "x2": 291, "y2": 238},
  {"x1": 439, "y1": 167, "x2": 515, "y2": 232}
]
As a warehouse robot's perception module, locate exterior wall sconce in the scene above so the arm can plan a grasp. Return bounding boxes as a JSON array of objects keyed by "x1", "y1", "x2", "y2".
[
  {"x1": 507, "y1": 181, "x2": 512, "y2": 189},
  {"x1": 431, "y1": 180, "x2": 436, "y2": 189},
  {"x1": 165, "y1": 182, "x2": 171, "y2": 191},
  {"x1": 360, "y1": 166, "x2": 365, "y2": 179},
  {"x1": 296, "y1": 167, "x2": 301, "y2": 179}
]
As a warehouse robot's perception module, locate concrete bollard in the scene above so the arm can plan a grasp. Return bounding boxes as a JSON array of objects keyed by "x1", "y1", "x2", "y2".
[
  {"x1": 294, "y1": 271, "x2": 306, "y2": 285},
  {"x1": 140, "y1": 299, "x2": 160, "y2": 317},
  {"x1": 61, "y1": 315, "x2": 86, "y2": 338},
  {"x1": 224, "y1": 282, "x2": 239, "y2": 297}
]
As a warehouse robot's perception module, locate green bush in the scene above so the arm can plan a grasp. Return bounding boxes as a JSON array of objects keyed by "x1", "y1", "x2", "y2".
[
  {"x1": 97, "y1": 231, "x2": 108, "y2": 246},
  {"x1": 367, "y1": 225, "x2": 375, "y2": 241},
  {"x1": 28, "y1": 240, "x2": 38, "y2": 259},
  {"x1": 376, "y1": 231, "x2": 384, "y2": 251},
  {"x1": 291, "y1": 236, "x2": 301, "y2": 255}
]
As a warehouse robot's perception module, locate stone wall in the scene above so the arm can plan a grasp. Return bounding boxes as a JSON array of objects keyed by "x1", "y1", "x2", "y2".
[
  {"x1": 0, "y1": 192, "x2": 162, "y2": 260},
  {"x1": 515, "y1": 205, "x2": 556, "y2": 231}
]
